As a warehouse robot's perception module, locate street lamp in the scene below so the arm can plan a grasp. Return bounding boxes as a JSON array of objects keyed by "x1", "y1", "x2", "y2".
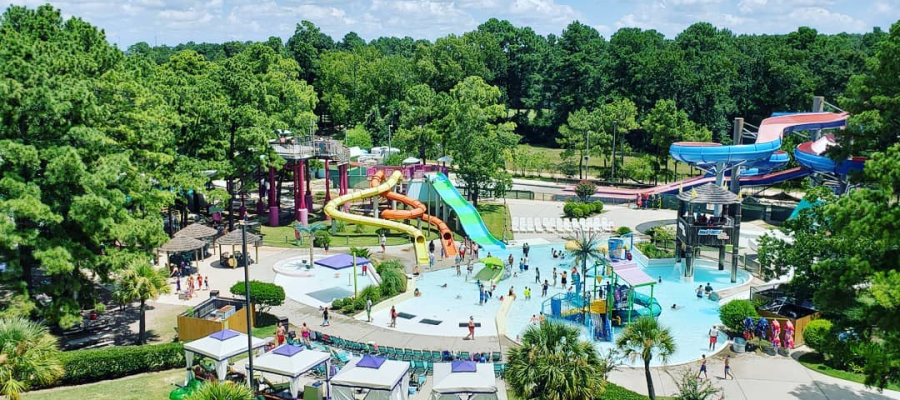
[
  {"x1": 610, "y1": 120, "x2": 618, "y2": 182},
  {"x1": 387, "y1": 124, "x2": 393, "y2": 160},
  {"x1": 585, "y1": 130, "x2": 591, "y2": 180},
  {"x1": 240, "y1": 217, "x2": 255, "y2": 388}
]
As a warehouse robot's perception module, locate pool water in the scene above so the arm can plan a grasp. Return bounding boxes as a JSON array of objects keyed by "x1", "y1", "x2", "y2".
[{"x1": 382, "y1": 244, "x2": 749, "y2": 366}]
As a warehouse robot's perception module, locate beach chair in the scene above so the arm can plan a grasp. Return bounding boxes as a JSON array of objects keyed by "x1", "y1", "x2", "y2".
[
  {"x1": 491, "y1": 351, "x2": 502, "y2": 362},
  {"x1": 544, "y1": 218, "x2": 556, "y2": 233},
  {"x1": 606, "y1": 220, "x2": 616, "y2": 232},
  {"x1": 534, "y1": 219, "x2": 544, "y2": 233},
  {"x1": 430, "y1": 350, "x2": 442, "y2": 362},
  {"x1": 403, "y1": 348, "x2": 416, "y2": 361},
  {"x1": 412, "y1": 350, "x2": 425, "y2": 361},
  {"x1": 555, "y1": 218, "x2": 565, "y2": 233},
  {"x1": 601, "y1": 217, "x2": 610, "y2": 232},
  {"x1": 578, "y1": 218, "x2": 588, "y2": 230},
  {"x1": 458, "y1": 351, "x2": 470, "y2": 361},
  {"x1": 493, "y1": 363, "x2": 503, "y2": 378},
  {"x1": 511, "y1": 217, "x2": 520, "y2": 233},
  {"x1": 525, "y1": 217, "x2": 535, "y2": 233}
]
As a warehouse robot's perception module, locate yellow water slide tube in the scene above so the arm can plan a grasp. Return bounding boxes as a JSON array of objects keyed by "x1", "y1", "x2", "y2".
[{"x1": 323, "y1": 170, "x2": 430, "y2": 267}]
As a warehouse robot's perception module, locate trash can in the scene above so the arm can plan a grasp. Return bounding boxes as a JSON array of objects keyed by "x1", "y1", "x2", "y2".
[
  {"x1": 209, "y1": 290, "x2": 220, "y2": 299},
  {"x1": 278, "y1": 317, "x2": 289, "y2": 328},
  {"x1": 732, "y1": 337, "x2": 746, "y2": 353},
  {"x1": 304, "y1": 381, "x2": 323, "y2": 400}
]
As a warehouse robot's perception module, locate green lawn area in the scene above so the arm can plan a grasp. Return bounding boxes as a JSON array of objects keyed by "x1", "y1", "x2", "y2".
[
  {"x1": 477, "y1": 203, "x2": 511, "y2": 241},
  {"x1": 25, "y1": 369, "x2": 183, "y2": 400},
  {"x1": 260, "y1": 202, "x2": 512, "y2": 247},
  {"x1": 507, "y1": 383, "x2": 651, "y2": 400},
  {"x1": 798, "y1": 352, "x2": 900, "y2": 392},
  {"x1": 514, "y1": 144, "x2": 694, "y2": 180}
]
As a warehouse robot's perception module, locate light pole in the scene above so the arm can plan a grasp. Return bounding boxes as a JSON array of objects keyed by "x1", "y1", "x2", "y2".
[
  {"x1": 240, "y1": 216, "x2": 255, "y2": 388},
  {"x1": 610, "y1": 120, "x2": 618, "y2": 182},
  {"x1": 387, "y1": 124, "x2": 393, "y2": 160},
  {"x1": 584, "y1": 130, "x2": 591, "y2": 180}
]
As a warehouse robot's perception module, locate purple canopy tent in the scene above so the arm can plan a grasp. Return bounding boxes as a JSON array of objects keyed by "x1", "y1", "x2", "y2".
[{"x1": 314, "y1": 253, "x2": 371, "y2": 270}]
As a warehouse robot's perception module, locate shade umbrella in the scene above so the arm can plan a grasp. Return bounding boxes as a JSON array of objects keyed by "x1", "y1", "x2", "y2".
[
  {"x1": 215, "y1": 229, "x2": 262, "y2": 266},
  {"x1": 401, "y1": 157, "x2": 421, "y2": 165},
  {"x1": 481, "y1": 256, "x2": 504, "y2": 268},
  {"x1": 436, "y1": 156, "x2": 452, "y2": 169}
]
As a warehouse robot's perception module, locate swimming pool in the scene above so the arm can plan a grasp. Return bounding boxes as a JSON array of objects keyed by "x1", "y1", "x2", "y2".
[{"x1": 378, "y1": 244, "x2": 749, "y2": 366}]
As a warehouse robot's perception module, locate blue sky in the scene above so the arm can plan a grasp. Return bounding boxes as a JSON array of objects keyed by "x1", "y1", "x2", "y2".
[{"x1": 1, "y1": 0, "x2": 897, "y2": 47}]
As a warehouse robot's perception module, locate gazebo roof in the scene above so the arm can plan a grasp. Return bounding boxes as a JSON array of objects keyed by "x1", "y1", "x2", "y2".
[
  {"x1": 160, "y1": 236, "x2": 206, "y2": 253},
  {"x1": 174, "y1": 223, "x2": 218, "y2": 239},
  {"x1": 215, "y1": 229, "x2": 262, "y2": 246},
  {"x1": 676, "y1": 183, "x2": 741, "y2": 205}
]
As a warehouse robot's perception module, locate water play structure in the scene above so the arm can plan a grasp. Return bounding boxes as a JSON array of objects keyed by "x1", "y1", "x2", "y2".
[
  {"x1": 324, "y1": 170, "x2": 430, "y2": 266},
  {"x1": 369, "y1": 170, "x2": 458, "y2": 257}
]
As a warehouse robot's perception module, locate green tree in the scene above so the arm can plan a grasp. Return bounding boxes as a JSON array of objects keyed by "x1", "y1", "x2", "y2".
[
  {"x1": 186, "y1": 380, "x2": 255, "y2": 400},
  {"x1": 672, "y1": 369, "x2": 721, "y2": 400},
  {"x1": 394, "y1": 84, "x2": 443, "y2": 162},
  {"x1": 574, "y1": 181, "x2": 597, "y2": 203},
  {"x1": 643, "y1": 99, "x2": 711, "y2": 184},
  {"x1": 286, "y1": 20, "x2": 334, "y2": 83},
  {"x1": 343, "y1": 125, "x2": 373, "y2": 150},
  {"x1": 229, "y1": 280, "x2": 285, "y2": 320},
  {"x1": 0, "y1": 5, "x2": 169, "y2": 328},
  {"x1": 548, "y1": 22, "x2": 610, "y2": 130},
  {"x1": 295, "y1": 222, "x2": 328, "y2": 267},
  {"x1": 113, "y1": 263, "x2": 171, "y2": 344},
  {"x1": 441, "y1": 77, "x2": 519, "y2": 206},
  {"x1": 616, "y1": 317, "x2": 677, "y2": 400},
  {"x1": 0, "y1": 318, "x2": 64, "y2": 400},
  {"x1": 506, "y1": 322, "x2": 606, "y2": 400},
  {"x1": 557, "y1": 108, "x2": 603, "y2": 180}
]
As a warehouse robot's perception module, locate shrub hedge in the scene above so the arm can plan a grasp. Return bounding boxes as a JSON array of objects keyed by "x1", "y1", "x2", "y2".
[
  {"x1": 634, "y1": 242, "x2": 674, "y2": 259},
  {"x1": 55, "y1": 342, "x2": 185, "y2": 386},
  {"x1": 599, "y1": 383, "x2": 650, "y2": 400},
  {"x1": 563, "y1": 201, "x2": 603, "y2": 218},
  {"x1": 333, "y1": 260, "x2": 405, "y2": 314},
  {"x1": 229, "y1": 280, "x2": 285, "y2": 316},
  {"x1": 718, "y1": 299, "x2": 760, "y2": 333},
  {"x1": 803, "y1": 319, "x2": 832, "y2": 354}
]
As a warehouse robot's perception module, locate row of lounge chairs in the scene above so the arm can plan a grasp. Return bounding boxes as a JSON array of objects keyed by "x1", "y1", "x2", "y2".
[{"x1": 511, "y1": 217, "x2": 615, "y2": 233}]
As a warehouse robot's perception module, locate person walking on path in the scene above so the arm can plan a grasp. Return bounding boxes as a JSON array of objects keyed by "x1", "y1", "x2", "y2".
[
  {"x1": 697, "y1": 354, "x2": 708, "y2": 379},
  {"x1": 724, "y1": 355, "x2": 734, "y2": 380},
  {"x1": 429, "y1": 240, "x2": 436, "y2": 255},
  {"x1": 321, "y1": 306, "x2": 331, "y2": 326},
  {"x1": 380, "y1": 233, "x2": 387, "y2": 253},
  {"x1": 301, "y1": 323, "x2": 311, "y2": 346},
  {"x1": 389, "y1": 306, "x2": 398, "y2": 327},
  {"x1": 535, "y1": 267, "x2": 540, "y2": 284},
  {"x1": 542, "y1": 280, "x2": 549, "y2": 297},
  {"x1": 429, "y1": 253, "x2": 435, "y2": 269},
  {"x1": 552, "y1": 268, "x2": 557, "y2": 287},
  {"x1": 708, "y1": 325, "x2": 719, "y2": 350},
  {"x1": 464, "y1": 316, "x2": 476, "y2": 340},
  {"x1": 365, "y1": 297, "x2": 373, "y2": 322},
  {"x1": 204, "y1": 276, "x2": 209, "y2": 290},
  {"x1": 175, "y1": 277, "x2": 181, "y2": 293}
]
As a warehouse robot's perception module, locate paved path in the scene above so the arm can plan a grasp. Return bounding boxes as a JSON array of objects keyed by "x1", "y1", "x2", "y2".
[{"x1": 609, "y1": 350, "x2": 900, "y2": 400}]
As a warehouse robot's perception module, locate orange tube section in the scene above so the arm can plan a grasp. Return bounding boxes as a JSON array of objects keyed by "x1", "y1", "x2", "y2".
[{"x1": 371, "y1": 171, "x2": 458, "y2": 257}]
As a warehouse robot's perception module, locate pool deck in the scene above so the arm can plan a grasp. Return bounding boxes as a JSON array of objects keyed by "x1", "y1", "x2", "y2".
[{"x1": 149, "y1": 198, "x2": 899, "y2": 400}]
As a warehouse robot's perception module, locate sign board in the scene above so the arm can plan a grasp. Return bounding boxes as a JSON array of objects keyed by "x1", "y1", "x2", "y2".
[{"x1": 698, "y1": 229, "x2": 723, "y2": 236}]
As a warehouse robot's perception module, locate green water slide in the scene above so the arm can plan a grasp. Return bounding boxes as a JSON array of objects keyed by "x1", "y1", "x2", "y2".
[{"x1": 428, "y1": 172, "x2": 505, "y2": 250}]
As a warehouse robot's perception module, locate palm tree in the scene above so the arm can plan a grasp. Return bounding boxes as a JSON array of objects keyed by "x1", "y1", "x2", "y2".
[
  {"x1": 0, "y1": 317, "x2": 64, "y2": 400},
  {"x1": 113, "y1": 261, "x2": 171, "y2": 344},
  {"x1": 185, "y1": 380, "x2": 255, "y2": 400},
  {"x1": 564, "y1": 227, "x2": 607, "y2": 323},
  {"x1": 615, "y1": 316, "x2": 677, "y2": 400},
  {"x1": 294, "y1": 222, "x2": 328, "y2": 266},
  {"x1": 506, "y1": 322, "x2": 605, "y2": 400}
]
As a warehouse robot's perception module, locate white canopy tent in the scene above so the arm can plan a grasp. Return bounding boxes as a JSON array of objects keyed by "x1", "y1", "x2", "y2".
[
  {"x1": 330, "y1": 355, "x2": 410, "y2": 400},
  {"x1": 430, "y1": 361, "x2": 498, "y2": 400},
  {"x1": 253, "y1": 345, "x2": 331, "y2": 400},
  {"x1": 401, "y1": 157, "x2": 421, "y2": 165},
  {"x1": 182, "y1": 329, "x2": 267, "y2": 384}
]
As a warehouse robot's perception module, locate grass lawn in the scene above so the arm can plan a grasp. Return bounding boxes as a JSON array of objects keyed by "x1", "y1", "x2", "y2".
[
  {"x1": 514, "y1": 144, "x2": 695, "y2": 180},
  {"x1": 798, "y1": 352, "x2": 900, "y2": 391},
  {"x1": 507, "y1": 383, "x2": 651, "y2": 400},
  {"x1": 25, "y1": 369, "x2": 183, "y2": 400},
  {"x1": 477, "y1": 203, "x2": 511, "y2": 241}
]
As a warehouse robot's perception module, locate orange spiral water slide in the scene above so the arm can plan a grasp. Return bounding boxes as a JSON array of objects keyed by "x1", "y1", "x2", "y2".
[{"x1": 370, "y1": 170, "x2": 458, "y2": 257}]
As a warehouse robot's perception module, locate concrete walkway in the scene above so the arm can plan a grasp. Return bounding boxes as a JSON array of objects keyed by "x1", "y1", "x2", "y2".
[{"x1": 609, "y1": 350, "x2": 900, "y2": 400}]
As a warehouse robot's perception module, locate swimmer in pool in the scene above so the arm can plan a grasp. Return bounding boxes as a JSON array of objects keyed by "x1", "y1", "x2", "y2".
[{"x1": 441, "y1": 283, "x2": 448, "y2": 288}]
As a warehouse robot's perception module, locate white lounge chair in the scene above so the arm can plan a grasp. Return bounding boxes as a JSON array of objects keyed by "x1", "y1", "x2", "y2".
[
  {"x1": 534, "y1": 218, "x2": 544, "y2": 233},
  {"x1": 556, "y1": 218, "x2": 566, "y2": 233},
  {"x1": 511, "y1": 217, "x2": 520, "y2": 233},
  {"x1": 525, "y1": 217, "x2": 536, "y2": 233},
  {"x1": 601, "y1": 217, "x2": 610, "y2": 232},
  {"x1": 605, "y1": 220, "x2": 615, "y2": 232}
]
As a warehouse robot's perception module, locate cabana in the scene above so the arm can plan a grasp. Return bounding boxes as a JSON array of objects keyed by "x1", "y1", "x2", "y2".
[
  {"x1": 182, "y1": 329, "x2": 267, "y2": 384},
  {"x1": 430, "y1": 361, "x2": 498, "y2": 400},
  {"x1": 330, "y1": 355, "x2": 409, "y2": 400},
  {"x1": 215, "y1": 229, "x2": 262, "y2": 266},
  {"x1": 160, "y1": 236, "x2": 206, "y2": 272},
  {"x1": 254, "y1": 345, "x2": 331, "y2": 400}
]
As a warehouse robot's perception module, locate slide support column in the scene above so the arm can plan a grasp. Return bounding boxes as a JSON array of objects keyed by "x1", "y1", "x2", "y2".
[
  {"x1": 324, "y1": 159, "x2": 331, "y2": 221},
  {"x1": 268, "y1": 167, "x2": 278, "y2": 227}
]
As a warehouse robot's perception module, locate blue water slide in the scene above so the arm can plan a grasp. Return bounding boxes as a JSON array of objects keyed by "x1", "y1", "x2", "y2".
[{"x1": 794, "y1": 137, "x2": 866, "y2": 176}]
